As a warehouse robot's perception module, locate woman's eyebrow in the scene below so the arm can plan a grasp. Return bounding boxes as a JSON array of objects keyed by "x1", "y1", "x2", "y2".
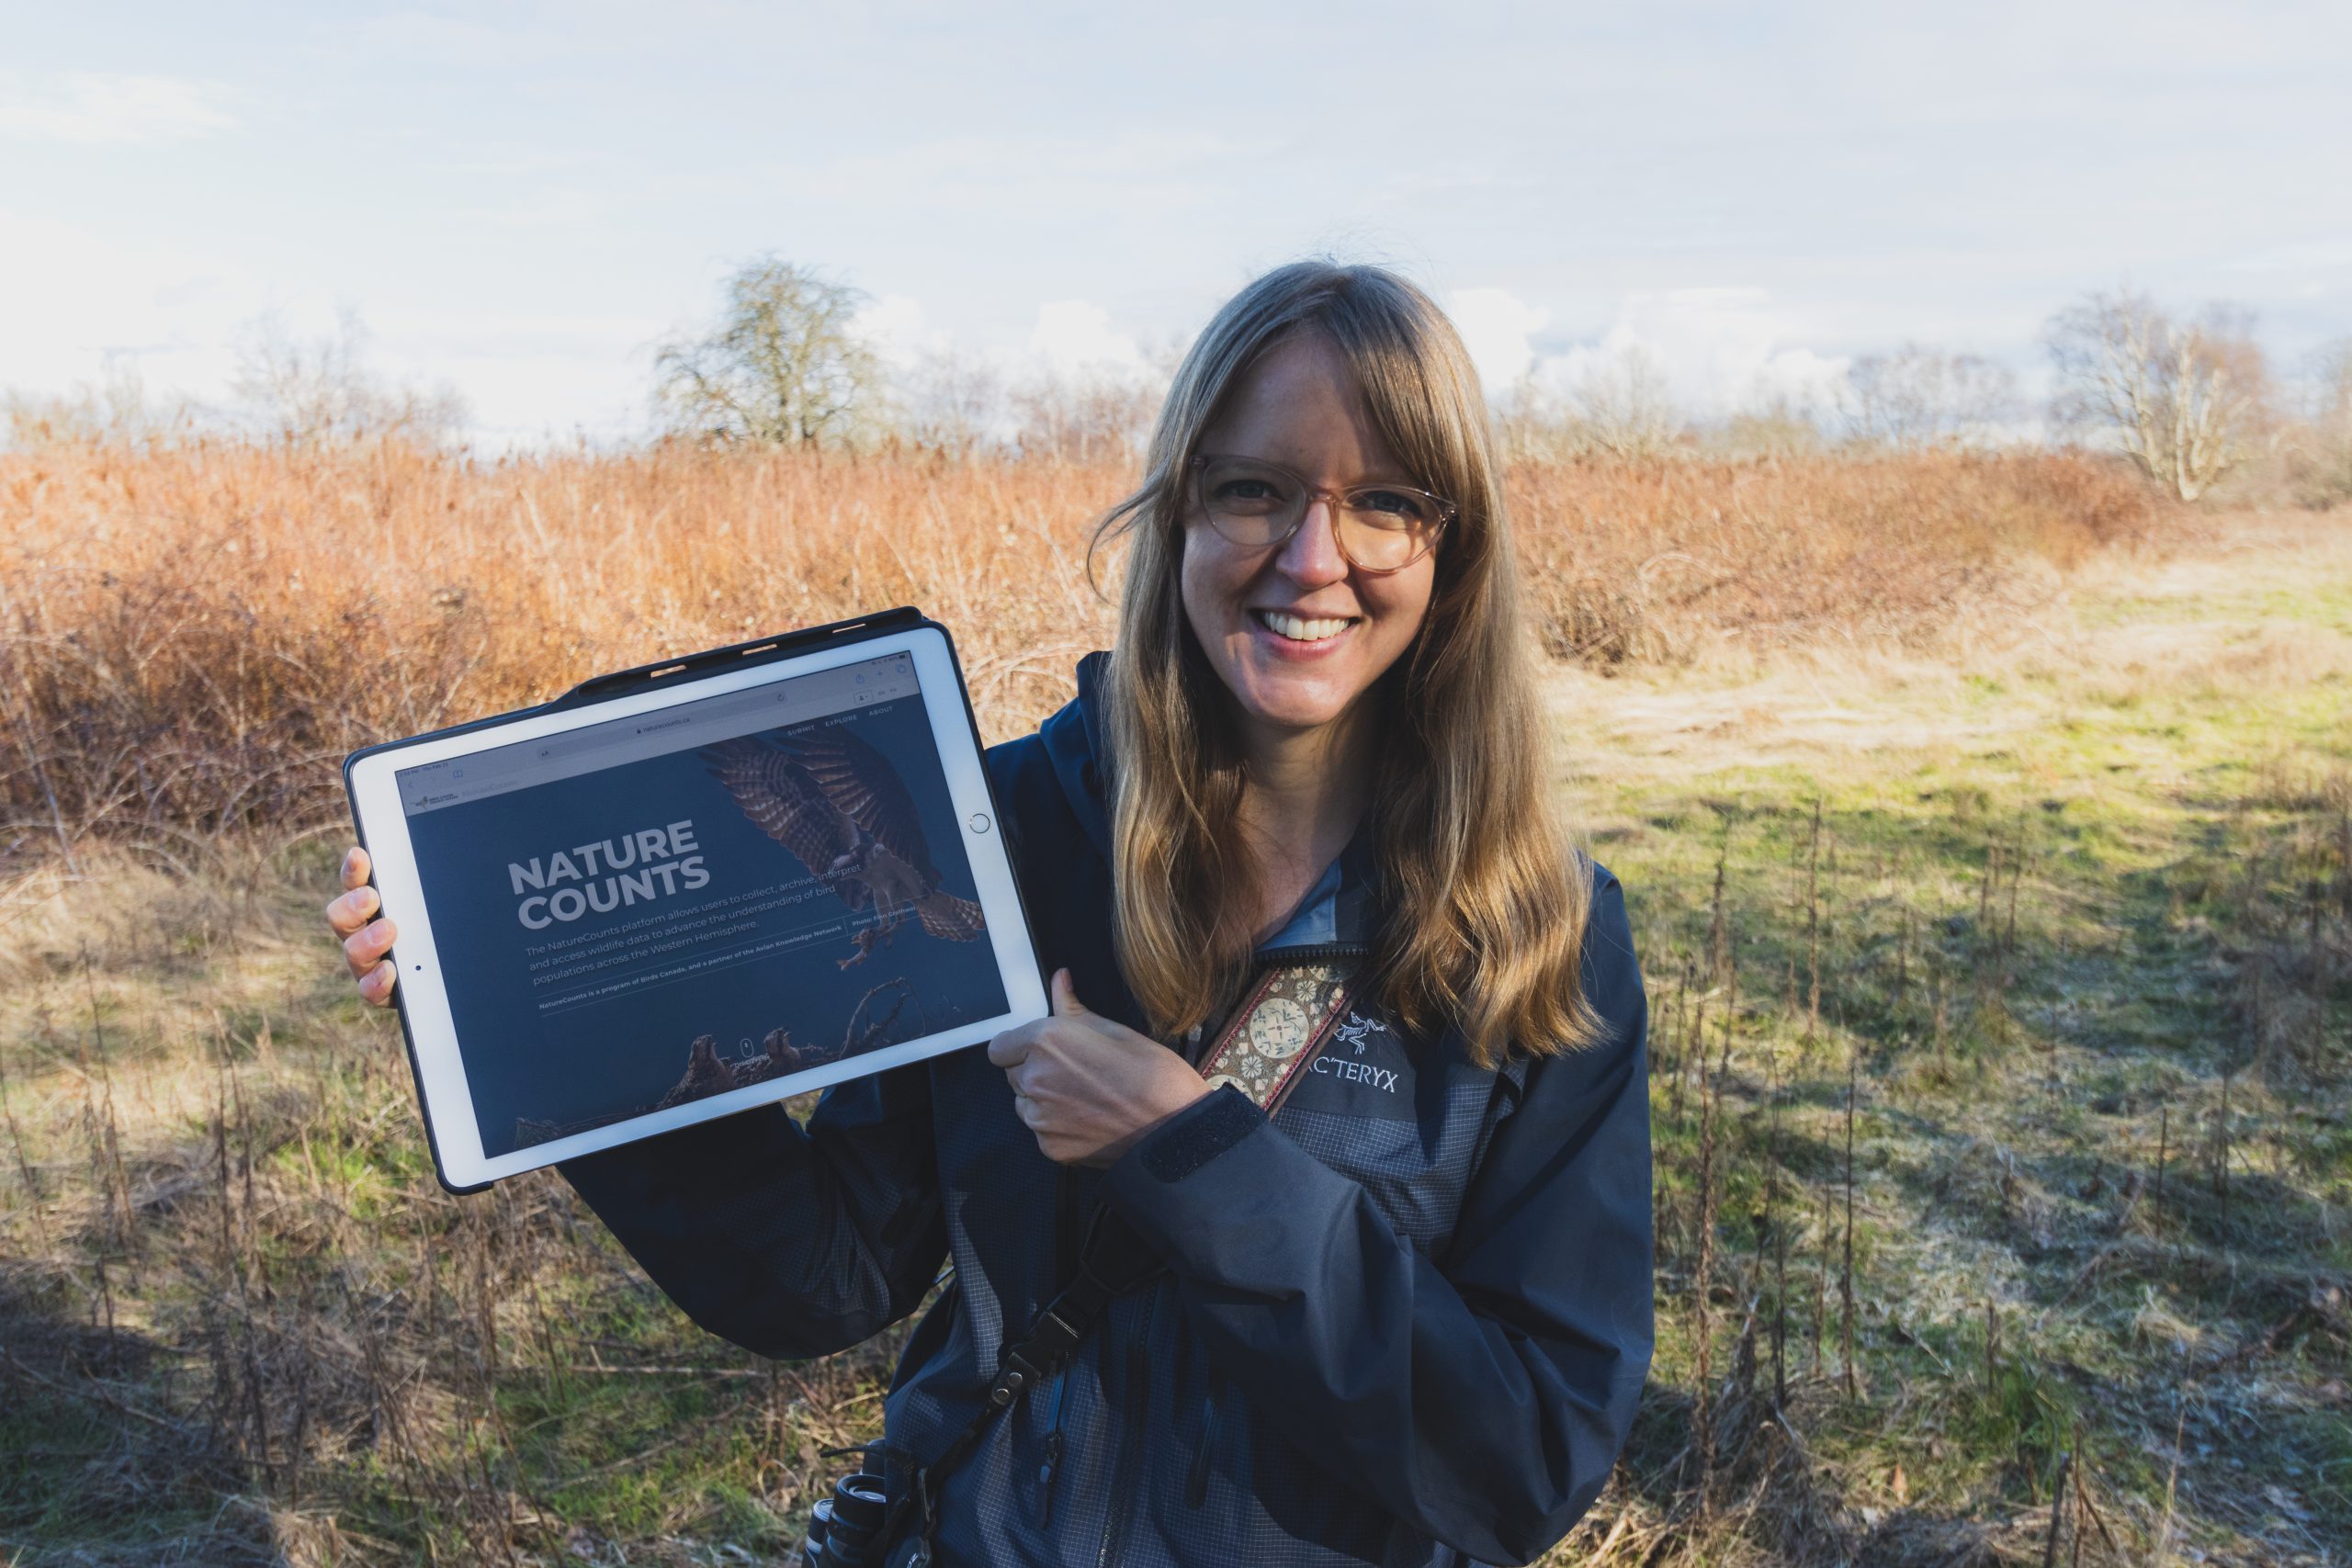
[{"x1": 1220, "y1": 451, "x2": 1423, "y2": 486}]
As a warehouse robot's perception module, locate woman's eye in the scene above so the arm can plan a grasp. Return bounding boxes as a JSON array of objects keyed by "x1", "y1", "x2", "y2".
[
  {"x1": 1353, "y1": 490, "x2": 1425, "y2": 522},
  {"x1": 1215, "y1": 479, "x2": 1283, "y2": 504}
]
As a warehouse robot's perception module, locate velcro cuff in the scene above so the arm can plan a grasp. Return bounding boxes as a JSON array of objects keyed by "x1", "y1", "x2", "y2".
[{"x1": 1140, "y1": 1087, "x2": 1262, "y2": 1182}]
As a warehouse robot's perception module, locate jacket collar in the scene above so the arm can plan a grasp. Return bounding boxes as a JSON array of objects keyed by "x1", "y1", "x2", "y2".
[{"x1": 1036, "y1": 652, "x2": 1382, "y2": 949}]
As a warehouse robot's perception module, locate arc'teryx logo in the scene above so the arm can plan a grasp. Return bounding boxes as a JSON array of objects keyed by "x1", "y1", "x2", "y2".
[
  {"x1": 1314, "y1": 1010, "x2": 1400, "y2": 1092},
  {"x1": 1333, "y1": 1010, "x2": 1384, "y2": 1055}
]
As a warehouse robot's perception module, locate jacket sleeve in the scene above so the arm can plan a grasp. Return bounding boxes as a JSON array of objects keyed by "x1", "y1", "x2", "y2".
[
  {"x1": 557, "y1": 1058, "x2": 946, "y2": 1361},
  {"x1": 1101, "y1": 868, "x2": 1653, "y2": 1565}
]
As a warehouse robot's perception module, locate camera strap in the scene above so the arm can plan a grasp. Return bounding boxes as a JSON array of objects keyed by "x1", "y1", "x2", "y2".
[
  {"x1": 878, "y1": 1200, "x2": 1163, "y2": 1566},
  {"x1": 876, "y1": 959, "x2": 1361, "y2": 1566},
  {"x1": 1191, "y1": 958, "x2": 1357, "y2": 1115}
]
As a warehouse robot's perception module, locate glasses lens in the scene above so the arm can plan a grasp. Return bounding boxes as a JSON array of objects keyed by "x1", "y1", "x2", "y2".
[
  {"x1": 1340, "y1": 486, "x2": 1443, "y2": 570},
  {"x1": 1198, "y1": 457, "x2": 1301, "y2": 547}
]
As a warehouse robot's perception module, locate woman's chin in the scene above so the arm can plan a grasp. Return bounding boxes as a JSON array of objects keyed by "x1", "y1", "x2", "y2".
[{"x1": 1225, "y1": 673, "x2": 1357, "y2": 737}]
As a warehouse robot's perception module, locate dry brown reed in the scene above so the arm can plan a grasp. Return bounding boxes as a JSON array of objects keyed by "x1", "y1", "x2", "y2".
[
  {"x1": 0, "y1": 442, "x2": 2162, "y2": 845},
  {"x1": 1508, "y1": 450, "x2": 2163, "y2": 663}
]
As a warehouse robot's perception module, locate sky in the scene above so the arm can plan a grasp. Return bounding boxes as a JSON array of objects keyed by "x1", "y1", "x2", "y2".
[{"x1": 4, "y1": 1, "x2": 2348, "y2": 446}]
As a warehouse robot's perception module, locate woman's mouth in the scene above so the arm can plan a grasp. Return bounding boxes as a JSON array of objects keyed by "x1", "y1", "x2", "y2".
[{"x1": 1251, "y1": 608, "x2": 1357, "y2": 644}]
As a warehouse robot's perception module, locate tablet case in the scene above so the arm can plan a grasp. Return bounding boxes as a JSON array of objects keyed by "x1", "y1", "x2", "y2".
[{"x1": 344, "y1": 606, "x2": 1031, "y2": 1193}]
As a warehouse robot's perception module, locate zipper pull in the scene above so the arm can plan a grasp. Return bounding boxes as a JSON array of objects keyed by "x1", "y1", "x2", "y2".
[{"x1": 1037, "y1": 1429, "x2": 1065, "y2": 1527}]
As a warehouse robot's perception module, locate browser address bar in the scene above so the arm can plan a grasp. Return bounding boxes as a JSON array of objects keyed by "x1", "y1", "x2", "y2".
[{"x1": 399, "y1": 669, "x2": 920, "y2": 814}]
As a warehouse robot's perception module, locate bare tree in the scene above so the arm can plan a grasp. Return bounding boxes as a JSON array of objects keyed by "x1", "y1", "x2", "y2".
[
  {"x1": 1010, "y1": 367, "x2": 1163, "y2": 462},
  {"x1": 232, "y1": 309, "x2": 469, "y2": 446},
  {"x1": 896, "y1": 345, "x2": 1006, "y2": 456},
  {"x1": 1841, "y1": 344, "x2": 2017, "y2": 448},
  {"x1": 655, "y1": 256, "x2": 887, "y2": 447},
  {"x1": 2044, "y1": 290, "x2": 2270, "y2": 501},
  {"x1": 1572, "y1": 343, "x2": 1679, "y2": 459}
]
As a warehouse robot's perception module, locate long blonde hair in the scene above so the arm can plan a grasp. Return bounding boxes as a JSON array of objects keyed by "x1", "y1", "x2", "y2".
[{"x1": 1093, "y1": 261, "x2": 1600, "y2": 1067}]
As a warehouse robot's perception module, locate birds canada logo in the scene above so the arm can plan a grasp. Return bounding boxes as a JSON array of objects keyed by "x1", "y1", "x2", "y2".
[{"x1": 701, "y1": 728, "x2": 986, "y2": 967}]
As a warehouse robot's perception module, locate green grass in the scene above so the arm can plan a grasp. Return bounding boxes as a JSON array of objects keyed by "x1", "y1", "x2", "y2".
[
  {"x1": 3, "y1": 520, "x2": 2348, "y2": 1565},
  {"x1": 1555, "y1": 533, "x2": 2352, "y2": 1560}
]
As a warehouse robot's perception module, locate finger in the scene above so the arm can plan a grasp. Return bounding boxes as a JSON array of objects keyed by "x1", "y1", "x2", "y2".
[
  {"x1": 341, "y1": 845, "x2": 372, "y2": 892},
  {"x1": 344, "y1": 919, "x2": 397, "y2": 980},
  {"x1": 986, "y1": 1028, "x2": 1033, "y2": 1069},
  {"x1": 1050, "y1": 967, "x2": 1089, "y2": 1019},
  {"x1": 325, "y1": 884, "x2": 379, "y2": 938},
  {"x1": 357, "y1": 958, "x2": 398, "y2": 1008},
  {"x1": 1011, "y1": 1089, "x2": 1044, "y2": 1129}
]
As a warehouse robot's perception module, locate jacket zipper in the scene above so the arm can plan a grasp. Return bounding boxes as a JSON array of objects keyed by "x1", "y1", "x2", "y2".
[
  {"x1": 1035, "y1": 1361, "x2": 1073, "y2": 1527},
  {"x1": 1250, "y1": 940, "x2": 1370, "y2": 971},
  {"x1": 1183, "y1": 1372, "x2": 1221, "y2": 1508},
  {"x1": 1094, "y1": 1292, "x2": 1158, "y2": 1568}
]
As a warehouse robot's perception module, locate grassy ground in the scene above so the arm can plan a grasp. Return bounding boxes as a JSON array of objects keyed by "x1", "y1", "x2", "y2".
[
  {"x1": 0, "y1": 512, "x2": 2345, "y2": 1566},
  {"x1": 1547, "y1": 512, "x2": 2352, "y2": 1565}
]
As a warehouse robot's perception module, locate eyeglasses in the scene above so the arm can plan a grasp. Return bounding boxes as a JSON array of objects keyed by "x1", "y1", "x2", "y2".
[{"x1": 1187, "y1": 454, "x2": 1452, "y2": 574}]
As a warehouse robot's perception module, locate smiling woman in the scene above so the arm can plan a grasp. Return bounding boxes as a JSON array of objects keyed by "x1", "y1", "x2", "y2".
[
  {"x1": 327, "y1": 259, "x2": 1655, "y2": 1568},
  {"x1": 1098, "y1": 264, "x2": 1609, "y2": 1066}
]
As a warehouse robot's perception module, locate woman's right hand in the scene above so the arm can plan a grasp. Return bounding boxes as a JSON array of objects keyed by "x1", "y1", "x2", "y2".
[{"x1": 327, "y1": 846, "x2": 400, "y2": 1008}]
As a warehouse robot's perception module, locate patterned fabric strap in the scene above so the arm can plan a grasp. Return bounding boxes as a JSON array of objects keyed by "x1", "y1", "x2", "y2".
[{"x1": 1195, "y1": 962, "x2": 1357, "y2": 1115}]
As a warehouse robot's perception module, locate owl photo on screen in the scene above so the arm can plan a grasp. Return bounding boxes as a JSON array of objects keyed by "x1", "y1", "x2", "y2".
[{"x1": 701, "y1": 727, "x2": 986, "y2": 967}]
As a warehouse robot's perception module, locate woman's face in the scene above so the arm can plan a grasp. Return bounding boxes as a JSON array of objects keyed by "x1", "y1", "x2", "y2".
[{"x1": 1180, "y1": 333, "x2": 1439, "y2": 747}]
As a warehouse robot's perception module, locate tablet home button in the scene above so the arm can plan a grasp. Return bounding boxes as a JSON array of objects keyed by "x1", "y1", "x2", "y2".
[{"x1": 968, "y1": 812, "x2": 991, "y2": 834}]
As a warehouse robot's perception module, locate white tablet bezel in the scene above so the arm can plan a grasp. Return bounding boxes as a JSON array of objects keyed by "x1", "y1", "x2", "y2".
[{"x1": 346, "y1": 623, "x2": 1045, "y2": 1190}]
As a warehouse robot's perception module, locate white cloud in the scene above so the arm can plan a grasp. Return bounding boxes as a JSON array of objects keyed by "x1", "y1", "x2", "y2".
[
  {"x1": 1530, "y1": 288, "x2": 1849, "y2": 418},
  {"x1": 1446, "y1": 287, "x2": 1551, "y2": 394},
  {"x1": 855, "y1": 293, "x2": 942, "y2": 369},
  {"x1": 1027, "y1": 300, "x2": 1145, "y2": 376},
  {"x1": 0, "y1": 71, "x2": 236, "y2": 144}
]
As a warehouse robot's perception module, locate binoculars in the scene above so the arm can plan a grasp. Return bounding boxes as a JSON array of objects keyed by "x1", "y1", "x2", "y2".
[{"x1": 802, "y1": 1470, "x2": 888, "y2": 1568}]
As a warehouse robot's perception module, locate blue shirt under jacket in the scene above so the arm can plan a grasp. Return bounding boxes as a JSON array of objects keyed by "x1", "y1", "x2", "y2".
[{"x1": 560, "y1": 651, "x2": 1655, "y2": 1567}]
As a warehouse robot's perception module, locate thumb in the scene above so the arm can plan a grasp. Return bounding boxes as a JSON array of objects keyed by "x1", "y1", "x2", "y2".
[{"x1": 1050, "y1": 967, "x2": 1090, "y2": 1019}]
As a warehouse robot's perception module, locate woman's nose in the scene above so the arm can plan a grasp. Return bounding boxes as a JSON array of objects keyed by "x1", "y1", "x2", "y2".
[{"x1": 1274, "y1": 496, "x2": 1350, "y2": 584}]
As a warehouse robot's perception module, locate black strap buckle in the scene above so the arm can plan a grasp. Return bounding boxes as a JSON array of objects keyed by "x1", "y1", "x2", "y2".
[{"x1": 987, "y1": 1303, "x2": 1082, "y2": 1405}]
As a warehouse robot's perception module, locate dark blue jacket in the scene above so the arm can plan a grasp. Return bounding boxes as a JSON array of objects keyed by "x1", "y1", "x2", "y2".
[{"x1": 561, "y1": 654, "x2": 1653, "y2": 1566}]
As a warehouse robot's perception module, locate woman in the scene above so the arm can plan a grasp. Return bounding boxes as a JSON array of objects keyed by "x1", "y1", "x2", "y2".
[{"x1": 328, "y1": 262, "x2": 1653, "y2": 1567}]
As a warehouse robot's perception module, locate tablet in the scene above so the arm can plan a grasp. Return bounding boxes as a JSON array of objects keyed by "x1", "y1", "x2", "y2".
[{"x1": 345, "y1": 608, "x2": 1046, "y2": 1191}]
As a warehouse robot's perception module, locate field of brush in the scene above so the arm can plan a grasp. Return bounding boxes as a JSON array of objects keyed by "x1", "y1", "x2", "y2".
[{"x1": 0, "y1": 445, "x2": 2343, "y2": 1566}]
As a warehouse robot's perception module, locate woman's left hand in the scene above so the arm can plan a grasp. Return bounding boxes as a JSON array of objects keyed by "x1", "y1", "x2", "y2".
[{"x1": 988, "y1": 969, "x2": 1210, "y2": 1168}]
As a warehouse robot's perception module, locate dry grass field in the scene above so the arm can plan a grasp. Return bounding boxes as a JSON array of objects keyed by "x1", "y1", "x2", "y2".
[
  {"x1": 0, "y1": 444, "x2": 2344, "y2": 1566},
  {"x1": 0, "y1": 443, "x2": 2154, "y2": 846}
]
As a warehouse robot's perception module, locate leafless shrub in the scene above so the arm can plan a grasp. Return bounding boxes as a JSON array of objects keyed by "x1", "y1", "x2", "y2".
[
  {"x1": 895, "y1": 345, "x2": 1008, "y2": 456},
  {"x1": 1496, "y1": 344, "x2": 1684, "y2": 463},
  {"x1": 232, "y1": 309, "x2": 470, "y2": 449},
  {"x1": 1010, "y1": 365, "x2": 1164, "y2": 462},
  {"x1": 5, "y1": 358, "x2": 199, "y2": 453},
  {"x1": 2280, "y1": 338, "x2": 2352, "y2": 510},
  {"x1": 1574, "y1": 344, "x2": 1681, "y2": 459}
]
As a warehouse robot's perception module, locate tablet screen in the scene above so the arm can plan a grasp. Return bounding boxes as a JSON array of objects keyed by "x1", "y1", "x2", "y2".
[{"x1": 390, "y1": 650, "x2": 1008, "y2": 1157}]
